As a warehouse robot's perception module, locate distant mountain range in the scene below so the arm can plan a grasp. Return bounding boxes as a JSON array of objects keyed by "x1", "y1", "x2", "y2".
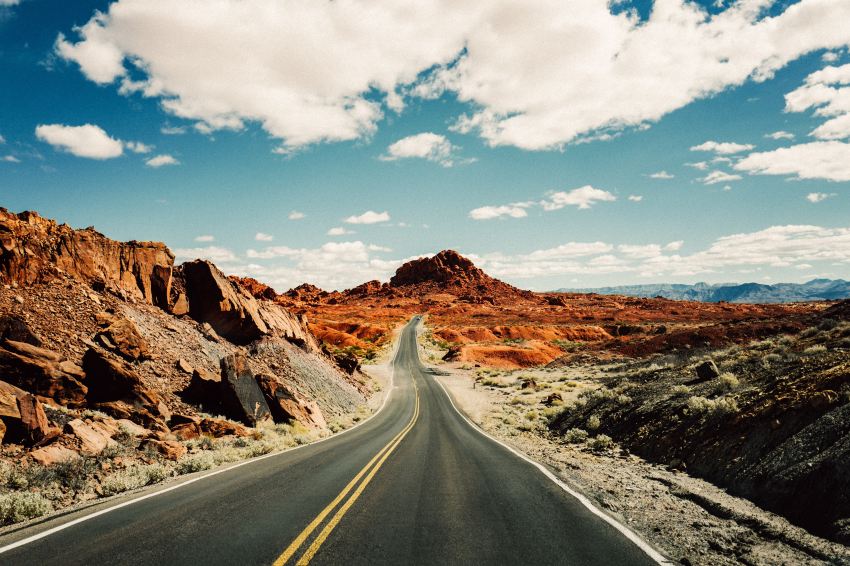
[{"x1": 556, "y1": 279, "x2": 850, "y2": 303}]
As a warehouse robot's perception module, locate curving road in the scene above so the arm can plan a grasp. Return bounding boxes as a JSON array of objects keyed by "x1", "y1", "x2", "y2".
[{"x1": 0, "y1": 317, "x2": 663, "y2": 565}]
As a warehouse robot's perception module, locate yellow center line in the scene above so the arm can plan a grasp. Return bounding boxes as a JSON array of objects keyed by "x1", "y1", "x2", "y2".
[
  {"x1": 295, "y1": 387, "x2": 420, "y2": 566},
  {"x1": 273, "y1": 378, "x2": 420, "y2": 566}
]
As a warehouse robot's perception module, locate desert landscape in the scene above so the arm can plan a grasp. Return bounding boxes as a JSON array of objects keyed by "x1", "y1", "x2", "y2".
[{"x1": 3, "y1": 208, "x2": 848, "y2": 564}]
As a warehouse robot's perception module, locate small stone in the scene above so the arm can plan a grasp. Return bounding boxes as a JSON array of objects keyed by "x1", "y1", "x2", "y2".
[{"x1": 176, "y1": 358, "x2": 194, "y2": 374}]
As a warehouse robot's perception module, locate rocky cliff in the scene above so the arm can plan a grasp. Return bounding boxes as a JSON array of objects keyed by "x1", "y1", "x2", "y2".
[{"x1": 0, "y1": 208, "x2": 173, "y2": 308}]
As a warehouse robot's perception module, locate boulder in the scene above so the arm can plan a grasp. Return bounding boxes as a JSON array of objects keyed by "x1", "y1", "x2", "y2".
[
  {"x1": 171, "y1": 422, "x2": 201, "y2": 441},
  {"x1": 694, "y1": 360, "x2": 720, "y2": 382},
  {"x1": 176, "y1": 358, "x2": 193, "y2": 374},
  {"x1": 17, "y1": 393, "x2": 51, "y2": 444},
  {"x1": 82, "y1": 347, "x2": 169, "y2": 420},
  {"x1": 199, "y1": 418, "x2": 249, "y2": 438},
  {"x1": 542, "y1": 392, "x2": 563, "y2": 406},
  {"x1": 0, "y1": 380, "x2": 24, "y2": 419},
  {"x1": 182, "y1": 260, "x2": 269, "y2": 345},
  {"x1": 65, "y1": 418, "x2": 115, "y2": 455},
  {"x1": 93, "y1": 401, "x2": 168, "y2": 433},
  {"x1": 0, "y1": 314, "x2": 42, "y2": 346},
  {"x1": 140, "y1": 439, "x2": 186, "y2": 461},
  {"x1": 255, "y1": 373, "x2": 326, "y2": 429},
  {"x1": 0, "y1": 419, "x2": 5, "y2": 444},
  {"x1": 96, "y1": 318, "x2": 150, "y2": 361},
  {"x1": 219, "y1": 353, "x2": 271, "y2": 426},
  {"x1": 30, "y1": 444, "x2": 79, "y2": 466},
  {"x1": 0, "y1": 340, "x2": 87, "y2": 406},
  {"x1": 333, "y1": 352, "x2": 360, "y2": 375},
  {"x1": 180, "y1": 368, "x2": 222, "y2": 412}
]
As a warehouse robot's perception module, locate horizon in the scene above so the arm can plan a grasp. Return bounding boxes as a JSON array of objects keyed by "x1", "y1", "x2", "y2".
[{"x1": 2, "y1": 0, "x2": 850, "y2": 291}]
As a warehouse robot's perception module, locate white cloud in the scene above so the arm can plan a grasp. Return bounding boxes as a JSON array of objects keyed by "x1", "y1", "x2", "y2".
[
  {"x1": 690, "y1": 140, "x2": 755, "y2": 154},
  {"x1": 806, "y1": 192, "x2": 836, "y2": 203},
  {"x1": 542, "y1": 186, "x2": 616, "y2": 210},
  {"x1": 35, "y1": 123, "x2": 123, "y2": 159},
  {"x1": 380, "y1": 132, "x2": 463, "y2": 167},
  {"x1": 649, "y1": 171, "x2": 674, "y2": 179},
  {"x1": 161, "y1": 125, "x2": 186, "y2": 135},
  {"x1": 145, "y1": 154, "x2": 179, "y2": 167},
  {"x1": 627, "y1": 195, "x2": 643, "y2": 202},
  {"x1": 241, "y1": 241, "x2": 417, "y2": 290},
  {"x1": 475, "y1": 225, "x2": 850, "y2": 281},
  {"x1": 687, "y1": 161, "x2": 710, "y2": 171},
  {"x1": 193, "y1": 234, "x2": 215, "y2": 242},
  {"x1": 765, "y1": 130, "x2": 795, "y2": 140},
  {"x1": 700, "y1": 170, "x2": 742, "y2": 185},
  {"x1": 735, "y1": 141, "x2": 850, "y2": 181},
  {"x1": 173, "y1": 246, "x2": 238, "y2": 264},
  {"x1": 255, "y1": 232, "x2": 274, "y2": 242},
  {"x1": 344, "y1": 210, "x2": 391, "y2": 225},
  {"x1": 469, "y1": 204, "x2": 530, "y2": 220},
  {"x1": 2, "y1": 155, "x2": 20, "y2": 163},
  {"x1": 0, "y1": 134, "x2": 5, "y2": 143},
  {"x1": 822, "y1": 51, "x2": 839, "y2": 63},
  {"x1": 470, "y1": 185, "x2": 616, "y2": 221},
  {"x1": 327, "y1": 227, "x2": 354, "y2": 236},
  {"x1": 125, "y1": 141, "x2": 153, "y2": 153},
  {"x1": 55, "y1": 0, "x2": 850, "y2": 152},
  {"x1": 288, "y1": 211, "x2": 305, "y2": 220}
]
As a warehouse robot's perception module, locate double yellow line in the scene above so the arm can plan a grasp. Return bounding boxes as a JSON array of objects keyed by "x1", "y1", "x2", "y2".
[{"x1": 273, "y1": 380, "x2": 421, "y2": 566}]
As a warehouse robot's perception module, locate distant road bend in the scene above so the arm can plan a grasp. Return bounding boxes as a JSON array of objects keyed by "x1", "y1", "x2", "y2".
[{"x1": 0, "y1": 317, "x2": 666, "y2": 565}]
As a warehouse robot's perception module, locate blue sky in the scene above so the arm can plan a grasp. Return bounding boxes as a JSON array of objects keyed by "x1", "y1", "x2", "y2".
[{"x1": 1, "y1": 0, "x2": 850, "y2": 291}]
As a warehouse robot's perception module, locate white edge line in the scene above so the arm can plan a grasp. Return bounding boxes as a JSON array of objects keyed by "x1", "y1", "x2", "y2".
[
  {"x1": 0, "y1": 347, "x2": 399, "y2": 556},
  {"x1": 432, "y1": 375, "x2": 674, "y2": 565}
]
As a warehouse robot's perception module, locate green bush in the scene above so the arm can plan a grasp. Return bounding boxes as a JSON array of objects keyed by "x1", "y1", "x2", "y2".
[
  {"x1": 563, "y1": 428, "x2": 589, "y2": 443},
  {"x1": 177, "y1": 452, "x2": 215, "y2": 474},
  {"x1": 587, "y1": 434, "x2": 614, "y2": 453},
  {"x1": 0, "y1": 492, "x2": 53, "y2": 525}
]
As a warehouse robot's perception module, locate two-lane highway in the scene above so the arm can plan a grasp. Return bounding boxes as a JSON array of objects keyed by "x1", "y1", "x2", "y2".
[{"x1": 0, "y1": 317, "x2": 664, "y2": 565}]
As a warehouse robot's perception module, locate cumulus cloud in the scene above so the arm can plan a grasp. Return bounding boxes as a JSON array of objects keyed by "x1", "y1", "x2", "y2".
[
  {"x1": 241, "y1": 241, "x2": 417, "y2": 290},
  {"x1": 627, "y1": 195, "x2": 643, "y2": 202},
  {"x1": 288, "y1": 211, "x2": 305, "y2": 220},
  {"x1": 193, "y1": 234, "x2": 215, "y2": 242},
  {"x1": 344, "y1": 210, "x2": 391, "y2": 225},
  {"x1": 543, "y1": 186, "x2": 617, "y2": 210},
  {"x1": 649, "y1": 171, "x2": 674, "y2": 179},
  {"x1": 173, "y1": 246, "x2": 238, "y2": 264},
  {"x1": 2, "y1": 155, "x2": 20, "y2": 163},
  {"x1": 255, "y1": 232, "x2": 273, "y2": 242},
  {"x1": 145, "y1": 154, "x2": 179, "y2": 167},
  {"x1": 765, "y1": 131, "x2": 795, "y2": 140},
  {"x1": 690, "y1": 140, "x2": 755, "y2": 154},
  {"x1": 125, "y1": 141, "x2": 153, "y2": 153},
  {"x1": 327, "y1": 227, "x2": 354, "y2": 236},
  {"x1": 470, "y1": 186, "x2": 616, "y2": 220},
  {"x1": 35, "y1": 123, "x2": 123, "y2": 159},
  {"x1": 474, "y1": 225, "x2": 850, "y2": 281},
  {"x1": 735, "y1": 141, "x2": 850, "y2": 181},
  {"x1": 468, "y1": 204, "x2": 530, "y2": 220},
  {"x1": 806, "y1": 192, "x2": 836, "y2": 203},
  {"x1": 54, "y1": 0, "x2": 850, "y2": 152},
  {"x1": 700, "y1": 170, "x2": 742, "y2": 185},
  {"x1": 380, "y1": 132, "x2": 463, "y2": 167}
]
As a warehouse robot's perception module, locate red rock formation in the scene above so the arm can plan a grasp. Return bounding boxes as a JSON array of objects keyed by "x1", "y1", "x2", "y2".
[{"x1": 0, "y1": 209, "x2": 173, "y2": 307}]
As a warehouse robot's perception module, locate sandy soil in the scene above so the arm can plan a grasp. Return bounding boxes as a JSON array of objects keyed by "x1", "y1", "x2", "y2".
[{"x1": 425, "y1": 340, "x2": 850, "y2": 565}]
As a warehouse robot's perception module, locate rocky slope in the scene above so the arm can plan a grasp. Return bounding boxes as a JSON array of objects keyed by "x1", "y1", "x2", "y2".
[
  {"x1": 0, "y1": 209, "x2": 369, "y2": 524},
  {"x1": 549, "y1": 306, "x2": 850, "y2": 545}
]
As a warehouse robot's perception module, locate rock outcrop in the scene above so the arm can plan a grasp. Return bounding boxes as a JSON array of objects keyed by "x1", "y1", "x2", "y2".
[
  {"x1": 255, "y1": 373, "x2": 326, "y2": 429},
  {"x1": 219, "y1": 353, "x2": 272, "y2": 426},
  {"x1": 82, "y1": 347, "x2": 169, "y2": 421},
  {"x1": 182, "y1": 260, "x2": 318, "y2": 349},
  {"x1": 0, "y1": 208, "x2": 173, "y2": 307},
  {"x1": 0, "y1": 340, "x2": 87, "y2": 406}
]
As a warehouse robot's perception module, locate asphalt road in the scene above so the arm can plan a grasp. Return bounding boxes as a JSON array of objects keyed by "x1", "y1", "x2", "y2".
[{"x1": 0, "y1": 317, "x2": 663, "y2": 565}]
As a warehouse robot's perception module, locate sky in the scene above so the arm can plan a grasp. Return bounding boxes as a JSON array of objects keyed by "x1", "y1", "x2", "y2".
[{"x1": 1, "y1": 0, "x2": 850, "y2": 292}]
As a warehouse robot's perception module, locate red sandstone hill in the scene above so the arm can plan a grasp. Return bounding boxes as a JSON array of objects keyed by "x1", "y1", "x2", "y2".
[{"x1": 258, "y1": 249, "x2": 828, "y2": 369}]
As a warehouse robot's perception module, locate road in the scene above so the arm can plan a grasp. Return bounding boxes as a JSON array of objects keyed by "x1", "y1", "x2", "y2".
[{"x1": 0, "y1": 317, "x2": 663, "y2": 565}]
